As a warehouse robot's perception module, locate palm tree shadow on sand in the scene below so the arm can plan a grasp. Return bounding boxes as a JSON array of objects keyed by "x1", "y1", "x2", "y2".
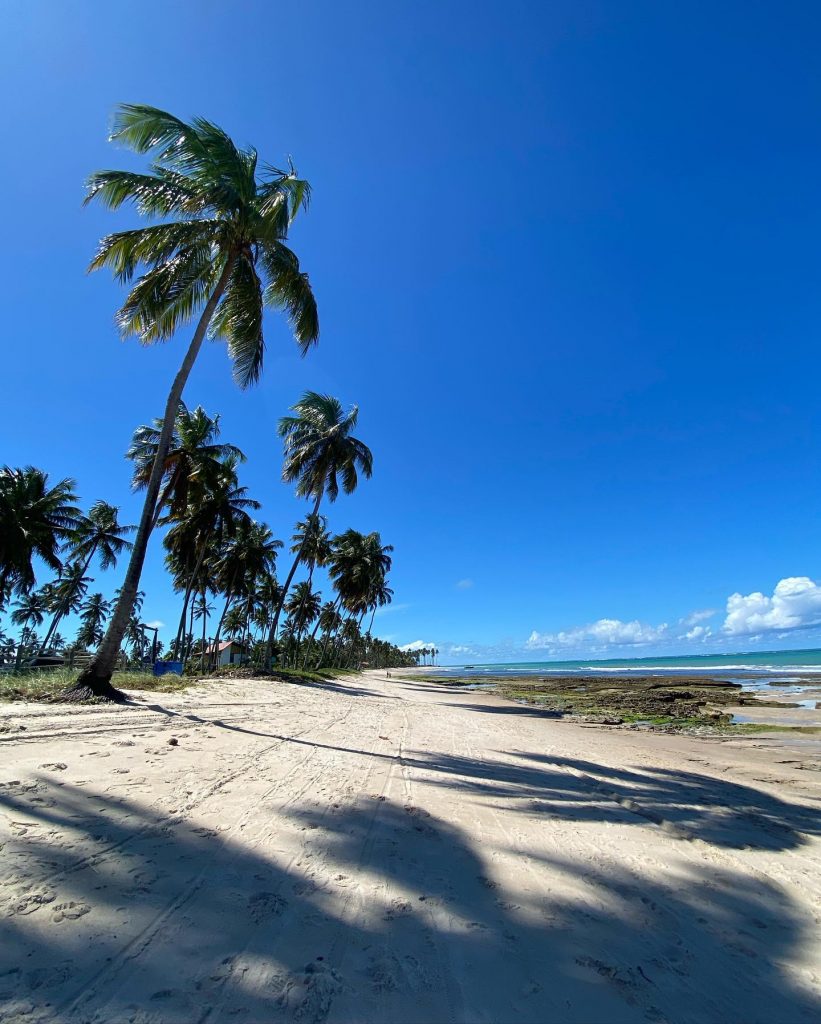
[{"x1": 0, "y1": 770, "x2": 818, "y2": 1023}]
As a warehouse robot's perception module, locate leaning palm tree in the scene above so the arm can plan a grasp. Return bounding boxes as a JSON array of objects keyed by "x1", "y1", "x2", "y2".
[
  {"x1": 0, "y1": 467, "x2": 81, "y2": 598},
  {"x1": 39, "y1": 563, "x2": 92, "y2": 653},
  {"x1": 40, "y1": 501, "x2": 134, "y2": 653},
  {"x1": 263, "y1": 393, "x2": 372, "y2": 667},
  {"x1": 70, "y1": 104, "x2": 318, "y2": 700}
]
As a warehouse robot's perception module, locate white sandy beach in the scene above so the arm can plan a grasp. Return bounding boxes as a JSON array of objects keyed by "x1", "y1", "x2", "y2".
[{"x1": 1, "y1": 670, "x2": 820, "y2": 1023}]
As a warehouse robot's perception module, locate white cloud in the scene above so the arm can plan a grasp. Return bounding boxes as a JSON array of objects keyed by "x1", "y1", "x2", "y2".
[
  {"x1": 399, "y1": 639, "x2": 437, "y2": 652},
  {"x1": 447, "y1": 644, "x2": 473, "y2": 655},
  {"x1": 682, "y1": 625, "x2": 711, "y2": 641},
  {"x1": 526, "y1": 618, "x2": 669, "y2": 651},
  {"x1": 723, "y1": 577, "x2": 821, "y2": 636},
  {"x1": 455, "y1": 579, "x2": 474, "y2": 590},
  {"x1": 144, "y1": 620, "x2": 165, "y2": 630},
  {"x1": 680, "y1": 609, "x2": 716, "y2": 627}
]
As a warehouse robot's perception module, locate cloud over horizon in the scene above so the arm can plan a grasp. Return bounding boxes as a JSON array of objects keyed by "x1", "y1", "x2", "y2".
[
  {"x1": 723, "y1": 576, "x2": 821, "y2": 636},
  {"x1": 521, "y1": 576, "x2": 821, "y2": 659}
]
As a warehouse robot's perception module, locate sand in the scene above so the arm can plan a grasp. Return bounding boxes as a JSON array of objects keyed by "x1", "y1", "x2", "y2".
[{"x1": 1, "y1": 670, "x2": 819, "y2": 1023}]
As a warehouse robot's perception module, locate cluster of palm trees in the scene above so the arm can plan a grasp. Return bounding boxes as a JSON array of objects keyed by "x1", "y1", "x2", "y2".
[
  {"x1": 2, "y1": 103, "x2": 418, "y2": 696},
  {"x1": 133, "y1": 392, "x2": 404, "y2": 672},
  {"x1": 0, "y1": 472, "x2": 138, "y2": 666},
  {"x1": 410, "y1": 646, "x2": 439, "y2": 667},
  {"x1": 0, "y1": 391, "x2": 415, "y2": 674}
]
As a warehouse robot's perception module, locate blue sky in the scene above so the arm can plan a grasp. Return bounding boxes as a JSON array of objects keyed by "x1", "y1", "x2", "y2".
[{"x1": 4, "y1": 0, "x2": 821, "y2": 664}]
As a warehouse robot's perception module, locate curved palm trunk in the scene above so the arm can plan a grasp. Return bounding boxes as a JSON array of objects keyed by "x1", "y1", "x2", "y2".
[
  {"x1": 39, "y1": 548, "x2": 96, "y2": 655},
  {"x1": 210, "y1": 571, "x2": 239, "y2": 670},
  {"x1": 173, "y1": 528, "x2": 212, "y2": 660},
  {"x1": 199, "y1": 589, "x2": 208, "y2": 673},
  {"x1": 66, "y1": 256, "x2": 237, "y2": 700},
  {"x1": 263, "y1": 492, "x2": 322, "y2": 670},
  {"x1": 302, "y1": 597, "x2": 337, "y2": 670}
]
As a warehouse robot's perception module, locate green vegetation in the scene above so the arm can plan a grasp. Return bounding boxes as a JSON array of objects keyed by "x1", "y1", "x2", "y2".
[{"x1": 0, "y1": 668, "x2": 194, "y2": 702}]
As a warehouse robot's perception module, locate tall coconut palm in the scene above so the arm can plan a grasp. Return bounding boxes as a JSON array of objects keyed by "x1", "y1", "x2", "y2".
[
  {"x1": 283, "y1": 581, "x2": 321, "y2": 665},
  {"x1": 40, "y1": 501, "x2": 134, "y2": 653},
  {"x1": 164, "y1": 465, "x2": 259, "y2": 658},
  {"x1": 72, "y1": 104, "x2": 318, "y2": 700},
  {"x1": 128, "y1": 404, "x2": 245, "y2": 527},
  {"x1": 211, "y1": 521, "x2": 282, "y2": 662},
  {"x1": 0, "y1": 467, "x2": 81, "y2": 598},
  {"x1": 263, "y1": 394, "x2": 372, "y2": 667}
]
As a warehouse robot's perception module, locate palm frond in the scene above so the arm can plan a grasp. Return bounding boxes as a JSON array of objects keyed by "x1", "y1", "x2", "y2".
[
  {"x1": 260, "y1": 244, "x2": 319, "y2": 352},
  {"x1": 210, "y1": 254, "x2": 265, "y2": 389}
]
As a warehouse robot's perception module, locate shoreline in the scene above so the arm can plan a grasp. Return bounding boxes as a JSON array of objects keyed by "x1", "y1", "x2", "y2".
[{"x1": 400, "y1": 669, "x2": 821, "y2": 740}]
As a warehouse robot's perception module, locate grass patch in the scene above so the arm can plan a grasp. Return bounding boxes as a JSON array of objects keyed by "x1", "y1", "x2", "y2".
[
  {"x1": 0, "y1": 667, "x2": 198, "y2": 702},
  {"x1": 0, "y1": 663, "x2": 361, "y2": 703}
]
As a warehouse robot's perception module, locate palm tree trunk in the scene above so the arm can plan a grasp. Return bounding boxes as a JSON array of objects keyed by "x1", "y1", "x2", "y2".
[
  {"x1": 210, "y1": 573, "x2": 238, "y2": 670},
  {"x1": 174, "y1": 528, "x2": 211, "y2": 660},
  {"x1": 39, "y1": 548, "x2": 96, "y2": 655},
  {"x1": 150, "y1": 464, "x2": 182, "y2": 531},
  {"x1": 263, "y1": 491, "x2": 322, "y2": 670},
  {"x1": 66, "y1": 255, "x2": 238, "y2": 700},
  {"x1": 199, "y1": 589, "x2": 207, "y2": 673}
]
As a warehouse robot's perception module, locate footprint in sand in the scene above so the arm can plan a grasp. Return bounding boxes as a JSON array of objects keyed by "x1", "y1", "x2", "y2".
[
  {"x1": 11, "y1": 892, "x2": 55, "y2": 916},
  {"x1": 51, "y1": 901, "x2": 91, "y2": 923},
  {"x1": 39, "y1": 763, "x2": 67, "y2": 771}
]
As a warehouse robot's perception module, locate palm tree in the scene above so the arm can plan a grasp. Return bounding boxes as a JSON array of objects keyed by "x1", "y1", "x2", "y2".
[
  {"x1": 210, "y1": 521, "x2": 282, "y2": 663},
  {"x1": 40, "y1": 501, "x2": 134, "y2": 653},
  {"x1": 76, "y1": 593, "x2": 112, "y2": 650},
  {"x1": 223, "y1": 604, "x2": 245, "y2": 641},
  {"x1": 192, "y1": 593, "x2": 215, "y2": 671},
  {"x1": 128, "y1": 404, "x2": 245, "y2": 527},
  {"x1": 283, "y1": 581, "x2": 321, "y2": 665},
  {"x1": 164, "y1": 464, "x2": 259, "y2": 659},
  {"x1": 264, "y1": 393, "x2": 372, "y2": 667},
  {"x1": 39, "y1": 563, "x2": 92, "y2": 653},
  {"x1": 73, "y1": 104, "x2": 318, "y2": 699},
  {"x1": 11, "y1": 591, "x2": 47, "y2": 635},
  {"x1": 0, "y1": 467, "x2": 81, "y2": 597}
]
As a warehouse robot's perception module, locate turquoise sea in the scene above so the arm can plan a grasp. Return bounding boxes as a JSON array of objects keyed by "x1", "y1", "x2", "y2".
[{"x1": 436, "y1": 647, "x2": 821, "y2": 693}]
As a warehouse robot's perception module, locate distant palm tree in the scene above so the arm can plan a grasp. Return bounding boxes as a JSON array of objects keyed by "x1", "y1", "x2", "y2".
[
  {"x1": 40, "y1": 501, "x2": 134, "y2": 653},
  {"x1": 74, "y1": 103, "x2": 318, "y2": 699},
  {"x1": 264, "y1": 393, "x2": 372, "y2": 667},
  {"x1": 211, "y1": 521, "x2": 282, "y2": 662},
  {"x1": 128, "y1": 404, "x2": 245, "y2": 527},
  {"x1": 284, "y1": 581, "x2": 321, "y2": 665},
  {"x1": 11, "y1": 591, "x2": 47, "y2": 635},
  {"x1": 0, "y1": 467, "x2": 81, "y2": 598},
  {"x1": 76, "y1": 593, "x2": 112, "y2": 650},
  {"x1": 164, "y1": 462, "x2": 259, "y2": 658},
  {"x1": 39, "y1": 563, "x2": 92, "y2": 653}
]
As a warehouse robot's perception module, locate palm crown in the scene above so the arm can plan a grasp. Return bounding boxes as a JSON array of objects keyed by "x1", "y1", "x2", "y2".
[
  {"x1": 85, "y1": 104, "x2": 318, "y2": 386},
  {"x1": 0, "y1": 467, "x2": 81, "y2": 596},
  {"x1": 128, "y1": 404, "x2": 246, "y2": 523},
  {"x1": 279, "y1": 393, "x2": 373, "y2": 504},
  {"x1": 68, "y1": 500, "x2": 135, "y2": 572}
]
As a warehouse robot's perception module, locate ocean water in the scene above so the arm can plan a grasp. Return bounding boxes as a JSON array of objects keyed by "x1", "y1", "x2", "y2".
[{"x1": 433, "y1": 647, "x2": 821, "y2": 694}]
